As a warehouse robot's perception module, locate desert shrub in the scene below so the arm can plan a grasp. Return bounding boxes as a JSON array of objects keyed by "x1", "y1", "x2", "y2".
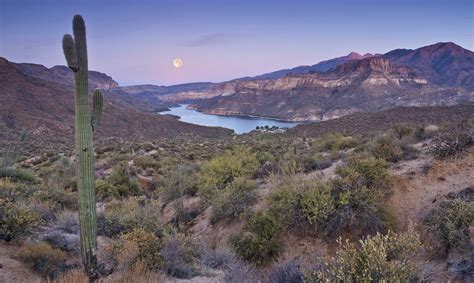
[
  {"x1": 134, "y1": 156, "x2": 159, "y2": 171},
  {"x1": 16, "y1": 242, "x2": 68, "y2": 279},
  {"x1": 119, "y1": 228, "x2": 164, "y2": 270},
  {"x1": 268, "y1": 155, "x2": 391, "y2": 238},
  {"x1": 266, "y1": 261, "x2": 303, "y2": 283},
  {"x1": 95, "y1": 179, "x2": 120, "y2": 201},
  {"x1": 429, "y1": 119, "x2": 473, "y2": 159},
  {"x1": 33, "y1": 184, "x2": 78, "y2": 210},
  {"x1": 400, "y1": 143, "x2": 419, "y2": 160},
  {"x1": 0, "y1": 167, "x2": 35, "y2": 182},
  {"x1": 200, "y1": 246, "x2": 234, "y2": 269},
  {"x1": 55, "y1": 210, "x2": 79, "y2": 234},
  {"x1": 370, "y1": 137, "x2": 402, "y2": 163},
  {"x1": 44, "y1": 230, "x2": 80, "y2": 255},
  {"x1": 231, "y1": 212, "x2": 281, "y2": 265},
  {"x1": 108, "y1": 163, "x2": 141, "y2": 197},
  {"x1": 198, "y1": 147, "x2": 259, "y2": 204},
  {"x1": 312, "y1": 133, "x2": 357, "y2": 153},
  {"x1": 327, "y1": 155, "x2": 391, "y2": 236},
  {"x1": 160, "y1": 163, "x2": 199, "y2": 203},
  {"x1": 27, "y1": 199, "x2": 57, "y2": 222},
  {"x1": 0, "y1": 178, "x2": 36, "y2": 201},
  {"x1": 97, "y1": 198, "x2": 162, "y2": 237},
  {"x1": 303, "y1": 157, "x2": 333, "y2": 172},
  {"x1": 297, "y1": 181, "x2": 334, "y2": 228},
  {"x1": 335, "y1": 154, "x2": 391, "y2": 193},
  {"x1": 425, "y1": 199, "x2": 474, "y2": 255},
  {"x1": 211, "y1": 178, "x2": 258, "y2": 223},
  {"x1": 0, "y1": 199, "x2": 42, "y2": 241},
  {"x1": 161, "y1": 234, "x2": 200, "y2": 278},
  {"x1": 392, "y1": 124, "x2": 414, "y2": 140},
  {"x1": 224, "y1": 259, "x2": 261, "y2": 283},
  {"x1": 307, "y1": 228, "x2": 422, "y2": 282}
]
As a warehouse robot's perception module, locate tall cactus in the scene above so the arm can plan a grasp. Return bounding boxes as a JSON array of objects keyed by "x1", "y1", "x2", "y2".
[{"x1": 62, "y1": 15, "x2": 103, "y2": 279}]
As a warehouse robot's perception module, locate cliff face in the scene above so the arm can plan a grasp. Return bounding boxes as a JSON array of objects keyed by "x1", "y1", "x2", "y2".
[
  {"x1": 161, "y1": 42, "x2": 473, "y2": 121},
  {"x1": 190, "y1": 57, "x2": 470, "y2": 121}
]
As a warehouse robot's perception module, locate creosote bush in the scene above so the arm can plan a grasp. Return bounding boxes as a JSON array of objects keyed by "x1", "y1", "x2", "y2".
[
  {"x1": 109, "y1": 228, "x2": 164, "y2": 271},
  {"x1": 161, "y1": 234, "x2": 200, "y2": 278},
  {"x1": 0, "y1": 199, "x2": 42, "y2": 241},
  {"x1": 312, "y1": 133, "x2": 357, "y2": 153},
  {"x1": 107, "y1": 162, "x2": 141, "y2": 197},
  {"x1": 267, "y1": 154, "x2": 392, "y2": 239},
  {"x1": 198, "y1": 147, "x2": 259, "y2": 204},
  {"x1": 231, "y1": 211, "x2": 281, "y2": 265},
  {"x1": 370, "y1": 137, "x2": 402, "y2": 163},
  {"x1": 425, "y1": 199, "x2": 474, "y2": 255},
  {"x1": 307, "y1": 227, "x2": 422, "y2": 282},
  {"x1": 16, "y1": 242, "x2": 68, "y2": 279},
  {"x1": 97, "y1": 198, "x2": 162, "y2": 237},
  {"x1": 211, "y1": 177, "x2": 258, "y2": 223},
  {"x1": 160, "y1": 163, "x2": 199, "y2": 203},
  {"x1": 429, "y1": 119, "x2": 473, "y2": 159}
]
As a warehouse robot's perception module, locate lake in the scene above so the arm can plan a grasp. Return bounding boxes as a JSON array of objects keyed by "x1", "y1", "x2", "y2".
[{"x1": 160, "y1": 105, "x2": 300, "y2": 134}]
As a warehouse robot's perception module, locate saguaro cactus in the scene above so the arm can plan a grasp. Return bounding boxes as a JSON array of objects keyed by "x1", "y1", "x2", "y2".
[{"x1": 62, "y1": 15, "x2": 103, "y2": 279}]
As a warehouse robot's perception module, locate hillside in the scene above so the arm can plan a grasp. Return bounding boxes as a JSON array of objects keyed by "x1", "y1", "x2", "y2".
[
  {"x1": 161, "y1": 42, "x2": 474, "y2": 121},
  {"x1": 0, "y1": 57, "x2": 231, "y2": 154},
  {"x1": 190, "y1": 57, "x2": 472, "y2": 121}
]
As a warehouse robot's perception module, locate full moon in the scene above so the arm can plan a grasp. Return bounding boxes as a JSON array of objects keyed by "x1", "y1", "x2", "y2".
[{"x1": 173, "y1": 58, "x2": 183, "y2": 68}]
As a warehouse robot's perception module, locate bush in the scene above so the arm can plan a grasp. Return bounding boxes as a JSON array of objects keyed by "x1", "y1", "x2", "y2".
[
  {"x1": 198, "y1": 147, "x2": 259, "y2": 204},
  {"x1": 425, "y1": 199, "x2": 474, "y2": 255},
  {"x1": 55, "y1": 210, "x2": 79, "y2": 234},
  {"x1": 0, "y1": 178, "x2": 36, "y2": 201},
  {"x1": 326, "y1": 155, "x2": 391, "y2": 236},
  {"x1": 161, "y1": 234, "x2": 199, "y2": 278},
  {"x1": 108, "y1": 163, "x2": 141, "y2": 197},
  {"x1": 224, "y1": 259, "x2": 261, "y2": 283},
  {"x1": 112, "y1": 228, "x2": 164, "y2": 270},
  {"x1": 392, "y1": 124, "x2": 414, "y2": 140},
  {"x1": 429, "y1": 119, "x2": 473, "y2": 159},
  {"x1": 400, "y1": 144, "x2": 419, "y2": 161},
  {"x1": 312, "y1": 133, "x2": 357, "y2": 153},
  {"x1": 134, "y1": 156, "x2": 159, "y2": 171},
  {"x1": 96, "y1": 179, "x2": 120, "y2": 201},
  {"x1": 160, "y1": 163, "x2": 199, "y2": 203},
  {"x1": 200, "y1": 246, "x2": 234, "y2": 269},
  {"x1": 231, "y1": 212, "x2": 281, "y2": 265},
  {"x1": 335, "y1": 154, "x2": 391, "y2": 193},
  {"x1": 266, "y1": 261, "x2": 303, "y2": 283},
  {"x1": 308, "y1": 228, "x2": 422, "y2": 282},
  {"x1": 97, "y1": 198, "x2": 162, "y2": 237},
  {"x1": 0, "y1": 167, "x2": 35, "y2": 182},
  {"x1": 16, "y1": 242, "x2": 68, "y2": 279},
  {"x1": 297, "y1": 182, "x2": 334, "y2": 228},
  {"x1": 370, "y1": 137, "x2": 402, "y2": 163},
  {"x1": 0, "y1": 199, "x2": 42, "y2": 241},
  {"x1": 211, "y1": 178, "x2": 258, "y2": 223}
]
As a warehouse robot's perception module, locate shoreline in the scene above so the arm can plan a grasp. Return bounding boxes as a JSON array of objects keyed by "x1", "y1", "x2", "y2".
[{"x1": 184, "y1": 104, "x2": 314, "y2": 123}]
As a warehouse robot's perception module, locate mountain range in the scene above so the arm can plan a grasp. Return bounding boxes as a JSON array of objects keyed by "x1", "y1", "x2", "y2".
[
  {"x1": 0, "y1": 57, "x2": 231, "y2": 153},
  {"x1": 1, "y1": 42, "x2": 473, "y2": 150},
  {"x1": 161, "y1": 42, "x2": 474, "y2": 121}
]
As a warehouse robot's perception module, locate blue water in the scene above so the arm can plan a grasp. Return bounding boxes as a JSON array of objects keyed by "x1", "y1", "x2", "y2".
[{"x1": 160, "y1": 105, "x2": 300, "y2": 134}]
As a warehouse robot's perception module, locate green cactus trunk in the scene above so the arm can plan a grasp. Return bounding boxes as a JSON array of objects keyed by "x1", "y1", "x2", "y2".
[{"x1": 62, "y1": 15, "x2": 103, "y2": 280}]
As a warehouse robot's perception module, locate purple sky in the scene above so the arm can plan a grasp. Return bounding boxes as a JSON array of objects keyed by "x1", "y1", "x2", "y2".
[{"x1": 1, "y1": 0, "x2": 472, "y2": 86}]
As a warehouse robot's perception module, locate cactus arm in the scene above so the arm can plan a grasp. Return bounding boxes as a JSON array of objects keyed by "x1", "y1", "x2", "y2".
[
  {"x1": 63, "y1": 14, "x2": 98, "y2": 280},
  {"x1": 62, "y1": 34, "x2": 79, "y2": 72},
  {"x1": 91, "y1": 89, "x2": 103, "y2": 131}
]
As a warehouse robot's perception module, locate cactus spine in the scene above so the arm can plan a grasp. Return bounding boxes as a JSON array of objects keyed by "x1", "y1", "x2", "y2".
[{"x1": 62, "y1": 15, "x2": 103, "y2": 279}]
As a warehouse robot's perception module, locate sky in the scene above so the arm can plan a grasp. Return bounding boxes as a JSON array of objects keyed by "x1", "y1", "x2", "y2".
[{"x1": 0, "y1": 0, "x2": 472, "y2": 86}]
